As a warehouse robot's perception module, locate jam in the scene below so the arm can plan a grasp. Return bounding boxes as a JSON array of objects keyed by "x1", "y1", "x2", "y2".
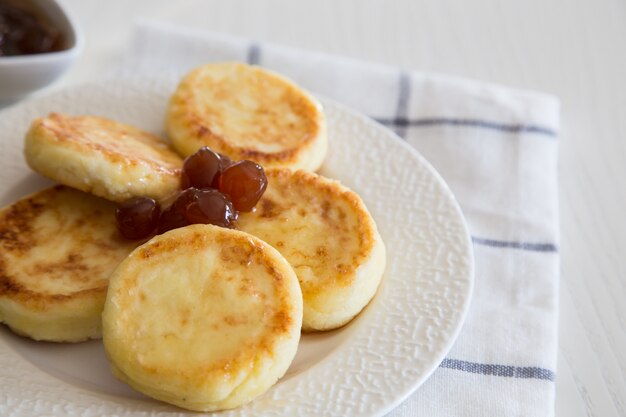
[
  {"x1": 116, "y1": 197, "x2": 161, "y2": 240},
  {"x1": 180, "y1": 146, "x2": 223, "y2": 190},
  {"x1": 157, "y1": 188, "x2": 237, "y2": 234},
  {"x1": 0, "y1": 0, "x2": 66, "y2": 57},
  {"x1": 218, "y1": 160, "x2": 268, "y2": 212},
  {"x1": 116, "y1": 147, "x2": 267, "y2": 239}
]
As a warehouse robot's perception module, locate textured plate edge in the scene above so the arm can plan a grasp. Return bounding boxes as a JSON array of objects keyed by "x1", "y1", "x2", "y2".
[{"x1": 317, "y1": 97, "x2": 475, "y2": 416}]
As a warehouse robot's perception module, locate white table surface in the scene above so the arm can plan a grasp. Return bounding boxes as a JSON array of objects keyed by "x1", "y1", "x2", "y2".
[{"x1": 19, "y1": 1, "x2": 626, "y2": 416}]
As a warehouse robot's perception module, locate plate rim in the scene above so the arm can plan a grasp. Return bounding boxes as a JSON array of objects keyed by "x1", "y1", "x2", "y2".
[{"x1": 320, "y1": 95, "x2": 475, "y2": 416}]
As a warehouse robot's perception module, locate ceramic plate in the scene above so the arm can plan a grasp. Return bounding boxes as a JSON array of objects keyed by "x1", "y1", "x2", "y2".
[{"x1": 0, "y1": 78, "x2": 473, "y2": 417}]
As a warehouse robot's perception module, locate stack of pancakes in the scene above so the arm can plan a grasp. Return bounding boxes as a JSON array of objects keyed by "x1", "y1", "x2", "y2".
[{"x1": 0, "y1": 63, "x2": 385, "y2": 411}]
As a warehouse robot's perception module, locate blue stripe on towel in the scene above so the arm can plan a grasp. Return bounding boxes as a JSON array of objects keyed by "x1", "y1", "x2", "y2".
[
  {"x1": 375, "y1": 117, "x2": 557, "y2": 137},
  {"x1": 247, "y1": 43, "x2": 261, "y2": 65},
  {"x1": 393, "y1": 72, "x2": 411, "y2": 138},
  {"x1": 472, "y1": 237, "x2": 558, "y2": 253},
  {"x1": 440, "y1": 358, "x2": 555, "y2": 381}
]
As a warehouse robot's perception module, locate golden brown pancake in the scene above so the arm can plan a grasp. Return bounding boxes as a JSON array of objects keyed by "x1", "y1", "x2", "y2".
[
  {"x1": 237, "y1": 169, "x2": 386, "y2": 331},
  {"x1": 102, "y1": 224, "x2": 303, "y2": 411},
  {"x1": 0, "y1": 186, "x2": 139, "y2": 342},
  {"x1": 166, "y1": 62, "x2": 327, "y2": 171},
  {"x1": 24, "y1": 113, "x2": 183, "y2": 203}
]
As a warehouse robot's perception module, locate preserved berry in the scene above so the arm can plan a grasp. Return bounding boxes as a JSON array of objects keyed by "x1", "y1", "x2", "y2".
[
  {"x1": 185, "y1": 188, "x2": 237, "y2": 228},
  {"x1": 181, "y1": 147, "x2": 222, "y2": 189},
  {"x1": 115, "y1": 197, "x2": 160, "y2": 239},
  {"x1": 157, "y1": 206, "x2": 189, "y2": 234},
  {"x1": 218, "y1": 160, "x2": 267, "y2": 212},
  {"x1": 158, "y1": 188, "x2": 237, "y2": 233},
  {"x1": 210, "y1": 152, "x2": 235, "y2": 188},
  {"x1": 217, "y1": 153, "x2": 233, "y2": 168},
  {"x1": 157, "y1": 188, "x2": 195, "y2": 233}
]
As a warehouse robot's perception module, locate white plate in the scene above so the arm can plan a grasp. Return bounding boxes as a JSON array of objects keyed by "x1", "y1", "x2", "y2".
[{"x1": 0, "y1": 78, "x2": 473, "y2": 417}]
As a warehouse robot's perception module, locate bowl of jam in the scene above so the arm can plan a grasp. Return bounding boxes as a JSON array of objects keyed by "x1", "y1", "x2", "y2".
[{"x1": 0, "y1": 0, "x2": 83, "y2": 100}]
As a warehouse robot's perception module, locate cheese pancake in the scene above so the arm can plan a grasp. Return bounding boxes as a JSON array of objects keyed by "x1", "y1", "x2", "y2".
[
  {"x1": 166, "y1": 62, "x2": 327, "y2": 171},
  {"x1": 237, "y1": 169, "x2": 386, "y2": 331},
  {"x1": 102, "y1": 224, "x2": 302, "y2": 412},
  {"x1": 24, "y1": 113, "x2": 183, "y2": 203},
  {"x1": 0, "y1": 186, "x2": 139, "y2": 342}
]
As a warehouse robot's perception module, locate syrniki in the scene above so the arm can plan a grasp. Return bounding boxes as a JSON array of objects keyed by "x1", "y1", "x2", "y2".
[
  {"x1": 0, "y1": 186, "x2": 140, "y2": 342},
  {"x1": 24, "y1": 113, "x2": 183, "y2": 203},
  {"x1": 102, "y1": 224, "x2": 303, "y2": 412},
  {"x1": 238, "y1": 168, "x2": 386, "y2": 331},
  {"x1": 166, "y1": 62, "x2": 327, "y2": 171}
]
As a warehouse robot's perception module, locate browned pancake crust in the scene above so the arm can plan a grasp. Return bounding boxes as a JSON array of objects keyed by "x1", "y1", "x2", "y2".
[
  {"x1": 30, "y1": 113, "x2": 182, "y2": 176},
  {"x1": 238, "y1": 169, "x2": 376, "y2": 295},
  {"x1": 24, "y1": 113, "x2": 183, "y2": 204},
  {"x1": 110, "y1": 225, "x2": 295, "y2": 378},
  {"x1": 166, "y1": 63, "x2": 324, "y2": 167},
  {"x1": 0, "y1": 186, "x2": 137, "y2": 311}
]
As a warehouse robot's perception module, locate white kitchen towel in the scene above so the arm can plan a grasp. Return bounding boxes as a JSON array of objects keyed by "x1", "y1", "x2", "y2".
[{"x1": 119, "y1": 20, "x2": 560, "y2": 417}]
